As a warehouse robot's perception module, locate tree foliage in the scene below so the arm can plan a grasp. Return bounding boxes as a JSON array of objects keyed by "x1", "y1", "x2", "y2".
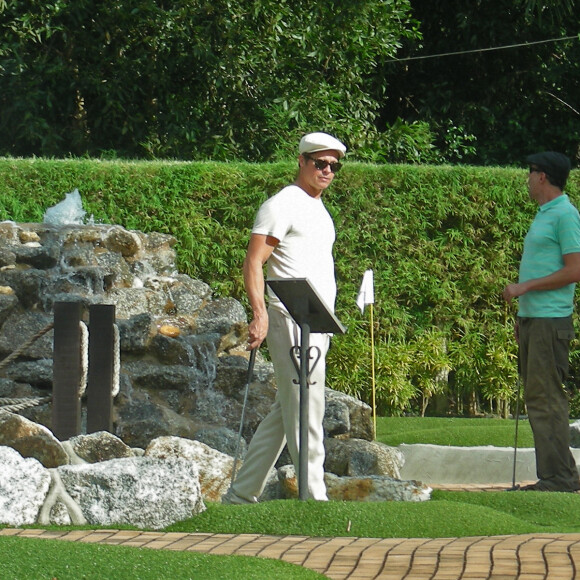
[
  {"x1": 0, "y1": 0, "x2": 419, "y2": 160},
  {"x1": 1, "y1": 1, "x2": 578, "y2": 164},
  {"x1": 382, "y1": 0, "x2": 580, "y2": 165}
]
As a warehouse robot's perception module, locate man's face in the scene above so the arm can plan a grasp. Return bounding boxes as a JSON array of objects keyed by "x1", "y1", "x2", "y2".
[
  {"x1": 527, "y1": 165, "x2": 543, "y2": 201},
  {"x1": 299, "y1": 150, "x2": 341, "y2": 195}
]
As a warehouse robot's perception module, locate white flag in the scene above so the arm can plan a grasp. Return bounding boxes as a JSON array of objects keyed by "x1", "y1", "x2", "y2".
[{"x1": 356, "y1": 269, "x2": 374, "y2": 313}]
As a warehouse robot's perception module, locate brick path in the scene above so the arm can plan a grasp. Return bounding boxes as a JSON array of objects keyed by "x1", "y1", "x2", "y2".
[{"x1": 3, "y1": 482, "x2": 580, "y2": 579}]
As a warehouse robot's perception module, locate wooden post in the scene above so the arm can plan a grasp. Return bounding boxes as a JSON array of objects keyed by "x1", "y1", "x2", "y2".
[
  {"x1": 52, "y1": 302, "x2": 82, "y2": 440},
  {"x1": 87, "y1": 304, "x2": 116, "y2": 433}
]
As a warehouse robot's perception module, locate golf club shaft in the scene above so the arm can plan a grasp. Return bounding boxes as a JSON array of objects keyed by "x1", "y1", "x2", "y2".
[
  {"x1": 231, "y1": 347, "x2": 257, "y2": 486},
  {"x1": 511, "y1": 349, "x2": 522, "y2": 490}
]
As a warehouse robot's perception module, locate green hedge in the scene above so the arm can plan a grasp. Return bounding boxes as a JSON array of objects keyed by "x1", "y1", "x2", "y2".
[{"x1": 1, "y1": 158, "x2": 579, "y2": 416}]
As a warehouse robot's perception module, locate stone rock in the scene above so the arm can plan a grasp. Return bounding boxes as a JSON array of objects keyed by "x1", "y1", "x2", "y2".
[
  {"x1": 0, "y1": 446, "x2": 51, "y2": 526},
  {"x1": 58, "y1": 456, "x2": 206, "y2": 529},
  {"x1": 122, "y1": 360, "x2": 202, "y2": 392},
  {"x1": 0, "y1": 292, "x2": 18, "y2": 327},
  {"x1": 195, "y1": 297, "x2": 247, "y2": 335},
  {"x1": 0, "y1": 311, "x2": 53, "y2": 360},
  {"x1": 68, "y1": 431, "x2": 135, "y2": 463},
  {"x1": 149, "y1": 334, "x2": 195, "y2": 366},
  {"x1": 194, "y1": 426, "x2": 247, "y2": 459},
  {"x1": 324, "y1": 389, "x2": 374, "y2": 441},
  {"x1": 145, "y1": 436, "x2": 234, "y2": 502},
  {"x1": 0, "y1": 379, "x2": 52, "y2": 427},
  {"x1": 38, "y1": 468, "x2": 87, "y2": 526},
  {"x1": 570, "y1": 420, "x2": 580, "y2": 448},
  {"x1": 2, "y1": 359, "x2": 53, "y2": 389},
  {"x1": 0, "y1": 411, "x2": 68, "y2": 468},
  {"x1": 277, "y1": 465, "x2": 299, "y2": 499},
  {"x1": 159, "y1": 324, "x2": 180, "y2": 338},
  {"x1": 0, "y1": 222, "x2": 396, "y2": 503},
  {"x1": 324, "y1": 396, "x2": 351, "y2": 437},
  {"x1": 325, "y1": 472, "x2": 431, "y2": 502},
  {"x1": 116, "y1": 313, "x2": 156, "y2": 353},
  {"x1": 277, "y1": 464, "x2": 430, "y2": 502},
  {"x1": 163, "y1": 275, "x2": 212, "y2": 320},
  {"x1": 114, "y1": 392, "x2": 198, "y2": 449},
  {"x1": 324, "y1": 437, "x2": 403, "y2": 479},
  {"x1": 103, "y1": 226, "x2": 142, "y2": 257}
]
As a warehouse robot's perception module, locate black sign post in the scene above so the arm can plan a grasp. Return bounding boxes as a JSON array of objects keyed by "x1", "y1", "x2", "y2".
[{"x1": 266, "y1": 278, "x2": 346, "y2": 500}]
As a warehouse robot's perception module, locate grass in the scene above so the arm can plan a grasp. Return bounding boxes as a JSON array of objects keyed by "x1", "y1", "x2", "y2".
[
  {"x1": 376, "y1": 415, "x2": 536, "y2": 448},
  {"x1": 0, "y1": 535, "x2": 325, "y2": 579},
  {"x1": 2, "y1": 416, "x2": 577, "y2": 579}
]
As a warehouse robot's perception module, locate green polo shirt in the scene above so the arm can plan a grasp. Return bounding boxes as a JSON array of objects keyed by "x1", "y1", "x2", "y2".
[{"x1": 518, "y1": 194, "x2": 580, "y2": 318}]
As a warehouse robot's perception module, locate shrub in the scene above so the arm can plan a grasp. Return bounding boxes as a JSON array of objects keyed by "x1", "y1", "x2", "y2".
[{"x1": 1, "y1": 158, "x2": 578, "y2": 416}]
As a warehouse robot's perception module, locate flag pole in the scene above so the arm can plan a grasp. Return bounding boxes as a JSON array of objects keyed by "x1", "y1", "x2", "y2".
[
  {"x1": 357, "y1": 269, "x2": 376, "y2": 439},
  {"x1": 369, "y1": 302, "x2": 376, "y2": 440}
]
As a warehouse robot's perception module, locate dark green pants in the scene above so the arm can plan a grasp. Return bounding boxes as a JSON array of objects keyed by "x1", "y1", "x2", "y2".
[{"x1": 519, "y1": 316, "x2": 579, "y2": 491}]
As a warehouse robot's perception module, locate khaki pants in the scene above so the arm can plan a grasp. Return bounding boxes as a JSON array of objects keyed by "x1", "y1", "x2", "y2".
[
  {"x1": 231, "y1": 307, "x2": 330, "y2": 501},
  {"x1": 519, "y1": 316, "x2": 579, "y2": 490}
]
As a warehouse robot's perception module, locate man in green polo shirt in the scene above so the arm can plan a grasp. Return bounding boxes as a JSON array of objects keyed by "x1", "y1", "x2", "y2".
[{"x1": 503, "y1": 151, "x2": 580, "y2": 492}]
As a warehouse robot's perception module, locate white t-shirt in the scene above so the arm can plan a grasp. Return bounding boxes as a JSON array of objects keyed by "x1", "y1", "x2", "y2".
[{"x1": 252, "y1": 185, "x2": 336, "y2": 312}]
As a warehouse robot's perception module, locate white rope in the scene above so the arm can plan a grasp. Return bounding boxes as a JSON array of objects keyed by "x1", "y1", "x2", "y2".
[
  {"x1": 112, "y1": 324, "x2": 120, "y2": 397},
  {"x1": 79, "y1": 321, "x2": 89, "y2": 397}
]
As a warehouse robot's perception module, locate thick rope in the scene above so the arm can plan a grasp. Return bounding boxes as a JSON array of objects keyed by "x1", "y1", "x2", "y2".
[
  {"x1": 0, "y1": 396, "x2": 52, "y2": 413},
  {"x1": 78, "y1": 321, "x2": 89, "y2": 397},
  {"x1": 112, "y1": 324, "x2": 120, "y2": 397},
  {"x1": 0, "y1": 322, "x2": 54, "y2": 372}
]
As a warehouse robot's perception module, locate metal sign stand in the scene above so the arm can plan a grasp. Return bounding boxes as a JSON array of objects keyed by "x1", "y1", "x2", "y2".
[{"x1": 267, "y1": 278, "x2": 346, "y2": 500}]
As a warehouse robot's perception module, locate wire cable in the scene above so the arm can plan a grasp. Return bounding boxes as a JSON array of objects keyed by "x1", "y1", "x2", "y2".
[{"x1": 386, "y1": 34, "x2": 579, "y2": 64}]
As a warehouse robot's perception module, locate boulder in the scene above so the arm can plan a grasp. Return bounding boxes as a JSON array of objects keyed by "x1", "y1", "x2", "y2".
[
  {"x1": 145, "y1": 435, "x2": 234, "y2": 502},
  {"x1": 324, "y1": 389, "x2": 374, "y2": 441},
  {"x1": 0, "y1": 446, "x2": 51, "y2": 526},
  {"x1": 0, "y1": 411, "x2": 68, "y2": 468},
  {"x1": 58, "y1": 456, "x2": 205, "y2": 529},
  {"x1": 277, "y1": 464, "x2": 431, "y2": 502},
  {"x1": 324, "y1": 437, "x2": 403, "y2": 478},
  {"x1": 68, "y1": 431, "x2": 135, "y2": 463}
]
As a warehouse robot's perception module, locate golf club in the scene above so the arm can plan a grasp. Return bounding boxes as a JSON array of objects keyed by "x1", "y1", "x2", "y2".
[
  {"x1": 230, "y1": 346, "x2": 257, "y2": 486},
  {"x1": 509, "y1": 350, "x2": 522, "y2": 491}
]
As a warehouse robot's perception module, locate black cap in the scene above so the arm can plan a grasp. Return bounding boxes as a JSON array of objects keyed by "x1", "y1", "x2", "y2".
[{"x1": 526, "y1": 151, "x2": 571, "y2": 189}]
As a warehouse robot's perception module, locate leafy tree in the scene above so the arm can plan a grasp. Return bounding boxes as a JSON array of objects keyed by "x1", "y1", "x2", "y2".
[
  {"x1": 380, "y1": 0, "x2": 580, "y2": 165},
  {"x1": 0, "y1": 0, "x2": 420, "y2": 160}
]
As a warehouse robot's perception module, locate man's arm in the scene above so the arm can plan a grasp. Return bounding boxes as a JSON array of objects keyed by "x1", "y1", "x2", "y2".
[
  {"x1": 503, "y1": 252, "x2": 580, "y2": 303},
  {"x1": 243, "y1": 233, "x2": 278, "y2": 349}
]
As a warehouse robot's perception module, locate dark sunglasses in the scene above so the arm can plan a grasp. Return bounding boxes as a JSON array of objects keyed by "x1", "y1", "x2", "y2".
[{"x1": 304, "y1": 154, "x2": 342, "y2": 173}]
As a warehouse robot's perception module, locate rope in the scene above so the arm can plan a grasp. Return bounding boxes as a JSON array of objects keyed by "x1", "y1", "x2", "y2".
[
  {"x1": 0, "y1": 322, "x2": 54, "y2": 415},
  {"x1": 78, "y1": 321, "x2": 89, "y2": 397},
  {"x1": 0, "y1": 322, "x2": 54, "y2": 372},
  {"x1": 0, "y1": 396, "x2": 52, "y2": 413},
  {"x1": 112, "y1": 324, "x2": 120, "y2": 397}
]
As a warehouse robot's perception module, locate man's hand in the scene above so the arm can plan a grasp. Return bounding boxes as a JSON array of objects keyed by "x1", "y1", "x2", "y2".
[
  {"x1": 503, "y1": 283, "x2": 525, "y2": 304},
  {"x1": 247, "y1": 312, "x2": 268, "y2": 350}
]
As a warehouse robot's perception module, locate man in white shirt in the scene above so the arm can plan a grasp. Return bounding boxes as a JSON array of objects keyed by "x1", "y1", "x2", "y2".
[{"x1": 223, "y1": 132, "x2": 346, "y2": 503}]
